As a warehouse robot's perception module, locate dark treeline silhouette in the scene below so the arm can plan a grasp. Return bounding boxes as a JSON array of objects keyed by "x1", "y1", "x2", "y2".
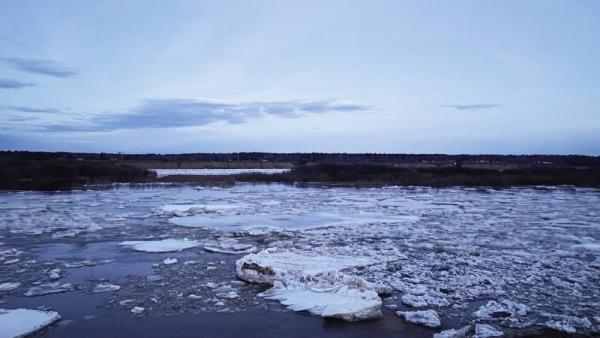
[
  {"x1": 235, "y1": 164, "x2": 600, "y2": 187},
  {"x1": 2, "y1": 152, "x2": 600, "y2": 190},
  {"x1": 1, "y1": 151, "x2": 599, "y2": 167},
  {"x1": 0, "y1": 159, "x2": 153, "y2": 190}
]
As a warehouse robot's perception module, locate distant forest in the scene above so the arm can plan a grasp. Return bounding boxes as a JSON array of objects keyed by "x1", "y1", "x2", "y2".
[{"x1": 2, "y1": 151, "x2": 599, "y2": 167}]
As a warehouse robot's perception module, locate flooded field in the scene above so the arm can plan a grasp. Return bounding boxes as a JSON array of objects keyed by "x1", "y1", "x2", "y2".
[{"x1": 1, "y1": 184, "x2": 599, "y2": 337}]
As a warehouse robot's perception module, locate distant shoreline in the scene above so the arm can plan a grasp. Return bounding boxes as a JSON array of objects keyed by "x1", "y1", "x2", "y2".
[{"x1": 2, "y1": 151, "x2": 600, "y2": 190}]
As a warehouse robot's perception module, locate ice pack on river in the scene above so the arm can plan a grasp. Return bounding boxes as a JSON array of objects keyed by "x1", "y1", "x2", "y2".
[{"x1": 0, "y1": 183, "x2": 599, "y2": 337}]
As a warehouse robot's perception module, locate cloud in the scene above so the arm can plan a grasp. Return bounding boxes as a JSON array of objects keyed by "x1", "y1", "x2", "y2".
[
  {"x1": 3, "y1": 105, "x2": 61, "y2": 114},
  {"x1": 40, "y1": 98, "x2": 372, "y2": 132},
  {"x1": 1, "y1": 57, "x2": 78, "y2": 77},
  {"x1": 0, "y1": 78, "x2": 36, "y2": 89},
  {"x1": 443, "y1": 103, "x2": 501, "y2": 110}
]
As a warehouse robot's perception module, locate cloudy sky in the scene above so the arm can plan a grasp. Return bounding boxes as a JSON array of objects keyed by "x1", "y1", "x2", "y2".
[{"x1": 1, "y1": 1, "x2": 599, "y2": 154}]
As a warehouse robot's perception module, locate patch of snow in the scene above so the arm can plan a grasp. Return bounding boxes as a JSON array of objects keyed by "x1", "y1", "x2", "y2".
[
  {"x1": 397, "y1": 309, "x2": 441, "y2": 328},
  {"x1": 120, "y1": 239, "x2": 200, "y2": 253},
  {"x1": 0, "y1": 308, "x2": 61, "y2": 338}
]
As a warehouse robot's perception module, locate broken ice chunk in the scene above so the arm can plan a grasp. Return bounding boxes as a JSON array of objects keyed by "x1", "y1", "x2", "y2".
[
  {"x1": 0, "y1": 283, "x2": 20, "y2": 292},
  {"x1": 120, "y1": 239, "x2": 200, "y2": 253},
  {"x1": 236, "y1": 249, "x2": 382, "y2": 321},
  {"x1": 396, "y1": 309, "x2": 441, "y2": 328},
  {"x1": 163, "y1": 258, "x2": 178, "y2": 265},
  {"x1": 473, "y1": 300, "x2": 528, "y2": 320},
  {"x1": 0, "y1": 308, "x2": 61, "y2": 338},
  {"x1": 544, "y1": 314, "x2": 592, "y2": 333},
  {"x1": 48, "y1": 268, "x2": 61, "y2": 280},
  {"x1": 92, "y1": 283, "x2": 120, "y2": 293},
  {"x1": 260, "y1": 273, "x2": 382, "y2": 321},
  {"x1": 130, "y1": 307, "x2": 144, "y2": 314},
  {"x1": 474, "y1": 324, "x2": 503, "y2": 337},
  {"x1": 433, "y1": 325, "x2": 472, "y2": 338},
  {"x1": 24, "y1": 282, "x2": 73, "y2": 297},
  {"x1": 236, "y1": 249, "x2": 376, "y2": 284},
  {"x1": 401, "y1": 293, "x2": 450, "y2": 308},
  {"x1": 216, "y1": 291, "x2": 239, "y2": 299},
  {"x1": 160, "y1": 204, "x2": 243, "y2": 216}
]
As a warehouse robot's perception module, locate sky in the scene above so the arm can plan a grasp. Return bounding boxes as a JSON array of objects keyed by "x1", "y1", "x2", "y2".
[{"x1": 1, "y1": 0, "x2": 599, "y2": 154}]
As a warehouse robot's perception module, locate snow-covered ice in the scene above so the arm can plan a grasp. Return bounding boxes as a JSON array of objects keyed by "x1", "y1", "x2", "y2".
[
  {"x1": 473, "y1": 324, "x2": 504, "y2": 337},
  {"x1": 236, "y1": 249, "x2": 377, "y2": 284},
  {"x1": 163, "y1": 258, "x2": 178, "y2": 265},
  {"x1": 0, "y1": 308, "x2": 61, "y2": 338},
  {"x1": 473, "y1": 300, "x2": 528, "y2": 320},
  {"x1": 24, "y1": 282, "x2": 73, "y2": 297},
  {"x1": 0, "y1": 283, "x2": 20, "y2": 292},
  {"x1": 92, "y1": 283, "x2": 121, "y2": 293},
  {"x1": 120, "y1": 239, "x2": 200, "y2": 253},
  {"x1": 130, "y1": 306, "x2": 145, "y2": 314},
  {"x1": 396, "y1": 309, "x2": 441, "y2": 328},
  {"x1": 160, "y1": 204, "x2": 244, "y2": 216},
  {"x1": 433, "y1": 325, "x2": 471, "y2": 338},
  {"x1": 237, "y1": 249, "x2": 382, "y2": 321}
]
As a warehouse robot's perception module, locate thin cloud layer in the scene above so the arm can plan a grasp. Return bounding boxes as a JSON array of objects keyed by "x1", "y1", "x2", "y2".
[
  {"x1": 1, "y1": 57, "x2": 78, "y2": 78},
  {"x1": 4, "y1": 105, "x2": 61, "y2": 114},
  {"x1": 0, "y1": 78, "x2": 35, "y2": 89},
  {"x1": 10, "y1": 98, "x2": 371, "y2": 132},
  {"x1": 443, "y1": 103, "x2": 501, "y2": 110}
]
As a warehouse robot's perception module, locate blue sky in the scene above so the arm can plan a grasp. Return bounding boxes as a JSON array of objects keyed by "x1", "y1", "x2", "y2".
[{"x1": 1, "y1": 0, "x2": 599, "y2": 154}]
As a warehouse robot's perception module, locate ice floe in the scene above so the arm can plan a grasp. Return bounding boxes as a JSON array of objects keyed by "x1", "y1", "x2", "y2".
[
  {"x1": 433, "y1": 325, "x2": 471, "y2": 338},
  {"x1": 130, "y1": 306, "x2": 145, "y2": 314},
  {"x1": 120, "y1": 239, "x2": 200, "y2": 253},
  {"x1": 396, "y1": 309, "x2": 441, "y2": 328},
  {"x1": 473, "y1": 324, "x2": 503, "y2": 337},
  {"x1": 237, "y1": 249, "x2": 382, "y2": 321},
  {"x1": 204, "y1": 237, "x2": 256, "y2": 255},
  {"x1": 160, "y1": 204, "x2": 244, "y2": 216},
  {"x1": 473, "y1": 300, "x2": 528, "y2": 320},
  {"x1": 0, "y1": 283, "x2": 20, "y2": 292},
  {"x1": 163, "y1": 258, "x2": 178, "y2": 265},
  {"x1": 543, "y1": 314, "x2": 592, "y2": 333},
  {"x1": 24, "y1": 282, "x2": 73, "y2": 297},
  {"x1": 236, "y1": 249, "x2": 376, "y2": 284},
  {"x1": 92, "y1": 283, "x2": 121, "y2": 293},
  {"x1": 0, "y1": 308, "x2": 61, "y2": 338}
]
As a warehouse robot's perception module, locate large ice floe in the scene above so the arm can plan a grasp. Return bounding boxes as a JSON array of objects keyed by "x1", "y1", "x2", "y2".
[
  {"x1": 236, "y1": 249, "x2": 382, "y2": 321},
  {"x1": 120, "y1": 239, "x2": 200, "y2": 252},
  {"x1": 0, "y1": 308, "x2": 61, "y2": 338}
]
